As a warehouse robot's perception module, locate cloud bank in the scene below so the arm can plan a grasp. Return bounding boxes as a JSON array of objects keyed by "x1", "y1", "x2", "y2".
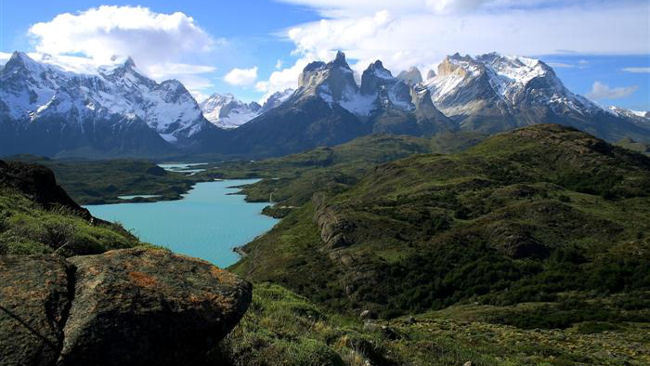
[
  {"x1": 27, "y1": 5, "x2": 220, "y2": 94},
  {"x1": 623, "y1": 67, "x2": 650, "y2": 73},
  {"x1": 586, "y1": 81, "x2": 638, "y2": 100},
  {"x1": 224, "y1": 67, "x2": 259, "y2": 86},
  {"x1": 257, "y1": 0, "x2": 649, "y2": 95}
]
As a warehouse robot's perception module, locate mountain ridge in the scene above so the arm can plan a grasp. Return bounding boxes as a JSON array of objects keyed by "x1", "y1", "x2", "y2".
[{"x1": 1, "y1": 50, "x2": 648, "y2": 158}]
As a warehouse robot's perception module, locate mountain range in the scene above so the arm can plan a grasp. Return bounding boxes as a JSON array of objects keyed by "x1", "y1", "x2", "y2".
[
  {"x1": 198, "y1": 89, "x2": 295, "y2": 129},
  {"x1": 1, "y1": 51, "x2": 648, "y2": 158}
]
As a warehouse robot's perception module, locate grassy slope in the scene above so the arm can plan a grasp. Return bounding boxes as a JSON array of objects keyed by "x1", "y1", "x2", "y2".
[
  {"x1": 616, "y1": 138, "x2": 650, "y2": 155},
  {"x1": 0, "y1": 187, "x2": 143, "y2": 255},
  {"x1": 211, "y1": 132, "x2": 485, "y2": 216},
  {"x1": 231, "y1": 125, "x2": 650, "y2": 318},
  {"x1": 213, "y1": 283, "x2": 650, "y2": 366}
]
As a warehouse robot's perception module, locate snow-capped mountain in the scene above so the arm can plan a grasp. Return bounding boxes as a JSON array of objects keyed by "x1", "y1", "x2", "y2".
[
  {"x1": 291, "y1": 52, "x2": 435, "y2": 121},
  {"x1": 422, "y1": 52, "x2": 647, "y2": 142},
  {"x1": 0, "y1": 52, "x2": 218, "y2": 156},
  {"x1": 1, "y1": 49, "x2": 647, "y2": 159},
  {"x1": 260, "y1": 89, "x2": 294, "y2": 113},
  {"x1": 360, "y1": 60, "x2": 414, "y2": 113},
  {"x1": 200, "y1": 93, "x2": 261, "y2": 129},
  {"x1": 609, "y1": 106, "x2": 650, "y2": 128},
  {"x1": 223, "y1": 52, "x2": 454, "y2": 157}
]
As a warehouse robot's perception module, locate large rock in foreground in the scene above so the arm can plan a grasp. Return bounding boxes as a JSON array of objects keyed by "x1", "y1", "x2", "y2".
[
  {"x1": 0, "y1": 249, "x2": 252, "y2": 366},
  {"x1": 0, "y1": 255, "x2": 73, "y2": 366},
  {"x1": 58, "y1": 248, "x2": 252, "y2": 366}
]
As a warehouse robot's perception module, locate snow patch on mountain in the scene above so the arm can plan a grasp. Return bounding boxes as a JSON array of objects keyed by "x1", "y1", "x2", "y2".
[
  {"x1": 199, "y1": 93, "x2": 261, "y2": 129},
  {"x1": 609, "y1": 106, "x2": 650, "y2": 128},
  {"x1": 425, "y1": 52, "x2": 601, "y2": 117},
  {"x1": 1, "y1": 52, "x2": 208, "y2": 142}
]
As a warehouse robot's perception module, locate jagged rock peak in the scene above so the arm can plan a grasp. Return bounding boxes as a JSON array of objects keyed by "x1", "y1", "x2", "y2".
[
  {"x1": 330, "y1": 50, "x2": 349, "y2": 68},
  {"x1": 123, "y1": 56, "x2": 136, "y2": 69},
  {"x1": 4, "y1": 51, "x2": 41, "y2": 73},
  {"x1": 297, "y1": 50, "x2": 358, "y2": 101},
  {"x1": 397, "y1": 67, "x2": 423, "y2": 86},
  {"x1": 360, "y1": 60, "x2": 396, "y2": 95}
]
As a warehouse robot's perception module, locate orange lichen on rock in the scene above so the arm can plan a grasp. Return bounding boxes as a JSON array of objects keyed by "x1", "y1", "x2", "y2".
[{"x1": 128, "y1": 271, "x2": 158, "y2": 288}]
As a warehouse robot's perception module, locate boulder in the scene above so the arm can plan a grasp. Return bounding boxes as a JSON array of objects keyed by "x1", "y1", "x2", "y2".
[
  {"x1": 0, "y1": 255, "x2": 73, "y2": 366},
  {"x1": 58, "y1": 248, "x2": 252, "y2": 366},
  {"x1": 0, "y1": 248, "x2": 252, "y2": 366}
]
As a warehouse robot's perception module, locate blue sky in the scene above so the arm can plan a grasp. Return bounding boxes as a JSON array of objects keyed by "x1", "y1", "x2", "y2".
[{"x1": 1, "y1": 0, "x2": 648, "y2": 109}]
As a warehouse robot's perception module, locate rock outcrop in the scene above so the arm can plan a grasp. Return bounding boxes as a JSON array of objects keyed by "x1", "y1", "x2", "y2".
[
  {"x1": 312, "y1": 193, "x2": 355, "y2": 249},
  {"x1": 0, "y1": 248, "x2": 252, "y2": 366}
]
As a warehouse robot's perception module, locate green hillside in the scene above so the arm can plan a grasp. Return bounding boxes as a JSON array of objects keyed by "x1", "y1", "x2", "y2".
[
  {"x1": 212, "y1": 132, "x2": 485, "y2": 216},
  {"x1": 231, "y1": 125, "x2": 650, "y2": 320}
]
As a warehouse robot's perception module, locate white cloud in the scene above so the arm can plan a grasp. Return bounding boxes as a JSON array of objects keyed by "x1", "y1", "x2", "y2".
[
  {"x1": 224, "y1": 66, "x2": 258, "y2": 86},
  {"x1": 426, "y1": 0, "x2": 490, "y2": 14},
  {"x1": 26, "y1": 6, "x2": 220, "y2": 95},
  {"x1": 28, "y1": 6, "x2": 215, "y2": 63},
  {"x1": 275, "y1": 59, "x2": 284, "y2": 69},
  {"x1": 147, "y1": 63, "x2": 216, "y2": 78},
  {"x1": 255, "y1": 58, "x2": 310, "y2": 97},
  {"x1": 547, "y1": 62, "x2": 574, "y2": 68},
  {"x1": 623, "y1": 67, "x2": 650, "y2": 73},
  {"x1": 0, "y1": 52, "x2": 11, "y2": 65},
  {"x1": 257, "y1": 0, "x2": 649, "y2": 94},
  {"x1": 586, "y1": 81, "x2": 638, "y2": 100}
]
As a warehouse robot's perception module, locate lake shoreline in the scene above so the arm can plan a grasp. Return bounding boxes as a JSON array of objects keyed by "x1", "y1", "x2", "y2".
[{"x1": 85, "y1": 179, "x2": 279, "y2": 267}]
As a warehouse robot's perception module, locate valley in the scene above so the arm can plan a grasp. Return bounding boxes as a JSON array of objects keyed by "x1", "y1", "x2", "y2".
[{"x1": 3, "y1": 124, "x2": 649, "y2": 365}]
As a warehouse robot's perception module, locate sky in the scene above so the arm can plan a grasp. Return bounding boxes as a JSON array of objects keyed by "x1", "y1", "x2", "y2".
[{"x1": 0, "y1": 0, "x2": 648, "y2": 110}]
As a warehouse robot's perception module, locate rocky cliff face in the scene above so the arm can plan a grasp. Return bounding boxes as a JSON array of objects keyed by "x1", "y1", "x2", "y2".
[
  {"x1": 295, "y1": 51, "x2": 360, "y2": 105},
  {"x1": 0, "y1": 248, "x2": 252, "y2": 366}
]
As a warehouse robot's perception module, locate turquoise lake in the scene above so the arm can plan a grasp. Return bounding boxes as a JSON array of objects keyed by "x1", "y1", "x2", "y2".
[{"x1": 86, "y1": 179, "x2": 277, "y2": 268}]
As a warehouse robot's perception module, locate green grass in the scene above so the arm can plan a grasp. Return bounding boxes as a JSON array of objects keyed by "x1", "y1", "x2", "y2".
[
  {"x1": 0, "y1": 187, "x2": 145, "y2": 256},
  {"x1": 211, "y1": 283, "x2": 650, "y2": 365}
]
